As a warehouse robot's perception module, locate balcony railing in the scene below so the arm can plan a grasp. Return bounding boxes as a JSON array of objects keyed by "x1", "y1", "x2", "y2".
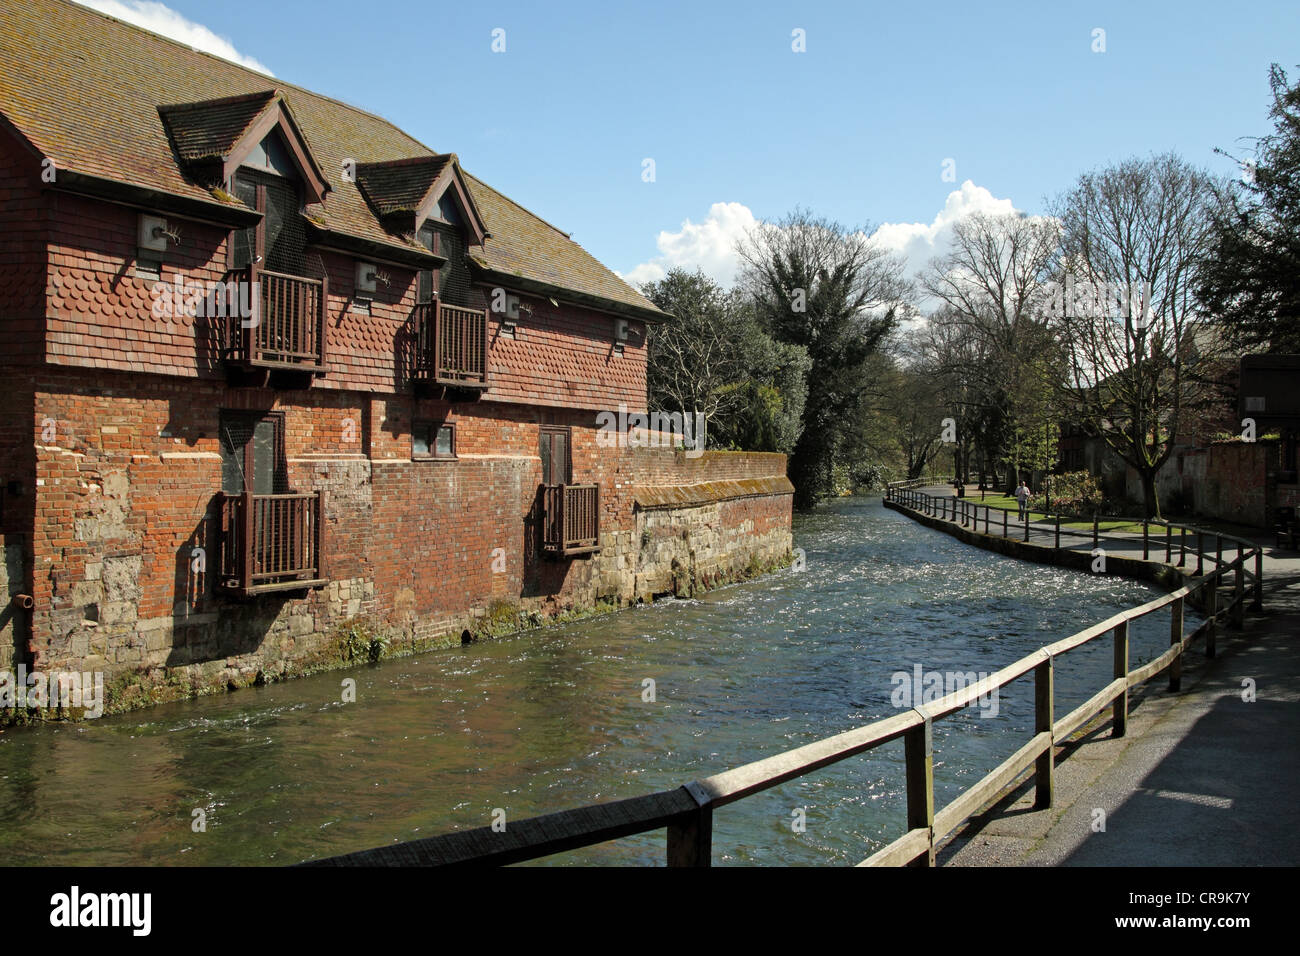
[
  {"x1": 218, "y1": 491, "x2": 328, "y2": 596},
  {"x1": 541, "y1": 483, "x2": 600, "y2": 557},
  {"x1": 222, "y1": 265, "x2": 328, "y2": 372},
  {"x1": 412, "y1": 301, "x2": 489, "y2": 389}
]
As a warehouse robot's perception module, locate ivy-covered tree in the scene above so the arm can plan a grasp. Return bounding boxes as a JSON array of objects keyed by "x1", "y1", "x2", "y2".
[{"x1": 737, "y1": 209, "x2": 907, "y2": 508}]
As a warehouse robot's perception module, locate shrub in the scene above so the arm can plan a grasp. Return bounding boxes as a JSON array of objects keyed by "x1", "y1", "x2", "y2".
[{"x1": 1037, "y1": 471, "x2": 1103, "y2": 517}]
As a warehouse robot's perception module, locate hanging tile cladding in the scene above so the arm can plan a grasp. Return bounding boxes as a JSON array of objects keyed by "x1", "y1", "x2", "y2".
[{"x1": 40, "y1": 191, "x2": 646, "y2": 412}]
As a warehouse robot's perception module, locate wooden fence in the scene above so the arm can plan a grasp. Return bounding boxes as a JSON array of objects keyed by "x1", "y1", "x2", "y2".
[{"x1": 306, "y1": 487, "x2": 1261, "y2": 867}]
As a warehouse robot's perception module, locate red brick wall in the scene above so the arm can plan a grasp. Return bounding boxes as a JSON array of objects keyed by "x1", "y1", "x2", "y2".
[{"x1": 631, "y1": 448, "x2": 789, "y2": 485}]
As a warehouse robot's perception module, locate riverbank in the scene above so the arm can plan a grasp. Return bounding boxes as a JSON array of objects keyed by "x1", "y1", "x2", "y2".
[{"x1": 889, "y1": 485, "x2": 1300, "y2": 866}]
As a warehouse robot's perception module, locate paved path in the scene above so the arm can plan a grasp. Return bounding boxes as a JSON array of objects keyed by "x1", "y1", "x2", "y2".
[{"x1": 895, "y1": 486, "x2": 1300, "y2": 866}]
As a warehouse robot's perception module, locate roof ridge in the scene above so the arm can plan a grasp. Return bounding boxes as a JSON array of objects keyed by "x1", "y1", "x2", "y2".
[{"x1": 157, "y1": 89, "x2": 279, "y2": 113}]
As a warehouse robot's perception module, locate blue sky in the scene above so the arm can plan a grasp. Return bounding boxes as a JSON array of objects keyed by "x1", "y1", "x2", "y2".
[{"x1": 77, "y1": 0, "x2": 1300, "y2": 287}]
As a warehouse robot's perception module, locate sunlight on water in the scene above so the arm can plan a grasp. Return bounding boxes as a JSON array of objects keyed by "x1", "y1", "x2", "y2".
[{"x1": 0, "y1": 497, "x2": 1190, "y2": 866}]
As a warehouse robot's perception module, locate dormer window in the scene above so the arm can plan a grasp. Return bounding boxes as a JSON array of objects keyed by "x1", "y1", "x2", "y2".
[
  {"x1": 230, "y1": 136, "x2": 308, "y2": 278},
  {"x1": 418, "y1": 220, "x2": 471, "y2": 309}
]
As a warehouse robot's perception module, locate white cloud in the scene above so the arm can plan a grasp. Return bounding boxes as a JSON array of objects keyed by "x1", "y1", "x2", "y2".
[
  {"x1": 73, "y1": 0, "x2": 274, "y2": 75},
  {"x1": 621, "y1": 184, "x2": 1025, "y2": 292},
  {"x1": 869, "y1": 180, "x2": 1019, "y2": 281},
  {"x1": 620, "y1": 201, "x2": 759, "y2": 289}
]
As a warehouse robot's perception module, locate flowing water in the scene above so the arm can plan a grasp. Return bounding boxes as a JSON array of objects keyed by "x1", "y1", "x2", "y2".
[{"x1": 0, "y1": 497, "x2": 1188, "y2": 866}]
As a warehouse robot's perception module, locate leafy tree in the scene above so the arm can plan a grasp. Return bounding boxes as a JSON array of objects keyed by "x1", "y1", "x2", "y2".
[
  {"x1": 737, "y1": 209, "x2": 907, "y2": 507},
  {"x1": 640, "y1": 268, "x2": 809, "y2": 454},
  {"x1": 1199, "y1": 64, "x2": 1300, "y2": 352}
]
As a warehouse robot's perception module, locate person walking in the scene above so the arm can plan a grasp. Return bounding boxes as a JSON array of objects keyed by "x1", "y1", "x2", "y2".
[{"x1": 1015, "y1": 480, "x2": 1030, "y2": 521}]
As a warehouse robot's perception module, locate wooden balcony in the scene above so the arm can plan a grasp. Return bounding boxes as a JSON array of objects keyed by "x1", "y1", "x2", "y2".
[
  {"x1": 541, "y1": 483, "x2": 600, "y2": 557},
  {"x1": 412, "y1": 301, "x2": 489, "y2": 390},
  {"x1": 222, "y1": 265, "x2": 328, "y2": 373},
  {"x1": 218, "y1": 491, "x2": 328, "y2": 596}
]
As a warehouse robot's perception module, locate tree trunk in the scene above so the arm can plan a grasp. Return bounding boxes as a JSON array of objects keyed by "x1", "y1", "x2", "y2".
[{"x1": 1139, "y1": 468, "x2": 1161, "y2": 521}]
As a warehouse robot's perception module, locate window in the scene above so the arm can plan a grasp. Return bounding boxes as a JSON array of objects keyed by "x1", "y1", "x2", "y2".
[
  {"x1": 417, "y1": 220, "x2": 472, "y2": 308},
  {"x1": 539, "y1": 425, "x2": 571, "y2": 485},
  {"x1": 230, "y1": 133, "x2": 308, "y2": 277},
  {"x1": 413, "y1": 421, "x2": 455, "y2": 460},
  {"x1": 219, "y1": 410, "x2": 288, "y2": 494}
]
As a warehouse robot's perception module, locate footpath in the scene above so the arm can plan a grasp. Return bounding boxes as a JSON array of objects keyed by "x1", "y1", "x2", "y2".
[{"x1": 903, "y1": 485, "x2": 1300, "y2": 866}]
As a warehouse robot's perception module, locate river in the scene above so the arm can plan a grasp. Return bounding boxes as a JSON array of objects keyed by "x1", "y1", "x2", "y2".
[{"x1": 0, "y1": 497, "x2": 1187, "y2": 865}]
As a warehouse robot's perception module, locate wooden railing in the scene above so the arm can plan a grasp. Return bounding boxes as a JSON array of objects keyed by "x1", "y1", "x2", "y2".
[
  {"x1": 884, "y1": 484, "x2": 1265, "y2": 611},
  {"x1": 884, "y1": 476, "x2": 952, "y2": 494},
  {"x1": 412, "y1": 301, "x2": 489, "y2": 389},
  {"x1": 541, "y1": 483, "x2": 600, "y2": 556},
  {"x1": 222, "y1": 265, "x2": 327, "y2": 372},
  {"x1": 218, "y1": 491, "x2": 328, "y2": 596},
  {"x1": 307, "y1": 488, "x2": 1262, "y2": 868}
]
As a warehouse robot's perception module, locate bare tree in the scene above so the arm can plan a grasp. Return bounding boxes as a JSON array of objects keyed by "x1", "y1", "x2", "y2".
[
  {"x1": 1049, "y1": 153, "x2": 1227, "y2": 519},
  {"x1": 920, "y1": 212, "x2": 1064, "y2": 488}
]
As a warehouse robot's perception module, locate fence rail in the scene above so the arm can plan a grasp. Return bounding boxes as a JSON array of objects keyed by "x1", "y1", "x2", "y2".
[
  {"x1": 884, "y1": 483, "x2": 1263, "y2": 613},
  {"x1": 413, "y1": 301, "x2": 489, "y2": 388},
  {"x1": 219, "y1": 491, "x2": 328, "y2": 596},
  {"x1": 541, "y1": 483, "x2": 600, "y2": 556},
  {"x1": 306, "y1": 487, "x2": 1260, "y2": 868},
  {"x1": 222, "y1": 266, "x2": 328, "y2": 371}
]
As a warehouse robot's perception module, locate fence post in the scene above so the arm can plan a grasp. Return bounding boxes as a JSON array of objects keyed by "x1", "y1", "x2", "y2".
[
  {"x1": 1179, "y1": 526, "x2": 1186, "y2": 567},
  {"x1": 1142, "y1": 521, "x2": 1149, "y2": 561},
  {"x1": 1024, "y1": 508, "x2": 1030, "y2": 542},
  {"x1": 1054, "y1": 514, "x2": 1060, "y2": 549},
  {"x1": 316, "y1": 490, "x2": 328, "y2": 581},
  {"x1": 666, "y1": 782, "x2": 713, "y2": 867},
  {"x1": 1196, "y1": 532, "x2": 1204, "y2": 576},
  {"x1": 904, "y1": 717, "x2": 935, "y2": 866},
  {"x1": 1215, "y1": 535, "x2": 1223, "y2": 575},
  {"x1": 1003, "y1": 509, "x2": 1007, "y2": 538},
  {"x1": 1233, "y1": 560, "x2": 1245, "y2": 630},
  {"x1": 1034, "y1": 655, "x2": 1054, "y2": 809},
  {"x1": 241, "y1": 489, "x2": 254, "y2": 594},
  {"x1": 1165, "y1": 524, "x2": 1171, "y2": 564},
  {"x1": 1253, "y1": 549, "x2": 1263, "y2": 610},
  {"x1": 1169, "y1": 596, "x2": 1183, "y2": 692},
  {"x1": 1093, "y1": 515, "x2": 1099, "y2": 551},
  {"x1": 1112, "y1": 620, "x2": 1129, "y2": 737},
  {"x1": 983, "y1": 506, "x2": 989, "y2": 534},
  {"x1": 1206, "y1": 577, "x2": 1218, "y2": 659}
]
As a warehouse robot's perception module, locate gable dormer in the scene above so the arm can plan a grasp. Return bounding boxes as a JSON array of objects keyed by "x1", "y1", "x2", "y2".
[
  {"x1": 159, "y1": 90, "x2": 330, "y2": 205},
  {"x1": 354, "y1": 154, "x2": 488, "y2": 246}
]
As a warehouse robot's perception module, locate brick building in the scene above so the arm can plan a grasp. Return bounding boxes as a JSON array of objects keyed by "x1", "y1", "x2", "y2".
[{"x1": 0, "y1": 0, "x2": 794, "y2": 714}]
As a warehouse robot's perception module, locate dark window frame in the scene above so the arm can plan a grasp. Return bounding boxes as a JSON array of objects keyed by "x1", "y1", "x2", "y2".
[
  {"x1": 539, "y1": 425, "x2": 572, "y2": 485},
  {"x1": 219, "y1": 409, "x2": 288, "y2": 494},
  {"x1": 412, "y1": 420, "x2": 456, "y2": 461}
]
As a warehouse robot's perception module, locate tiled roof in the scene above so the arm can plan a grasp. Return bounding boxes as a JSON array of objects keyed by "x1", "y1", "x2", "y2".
[
  {"x1": 355, "y1": 155, "x2": 455, "y2": 216},
  {"x1": 158, "y1": 91, "x2": 278, "y2": 163},
  {"x1": 0, "y1": 0, "x2": 664, "y2": 320}
]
